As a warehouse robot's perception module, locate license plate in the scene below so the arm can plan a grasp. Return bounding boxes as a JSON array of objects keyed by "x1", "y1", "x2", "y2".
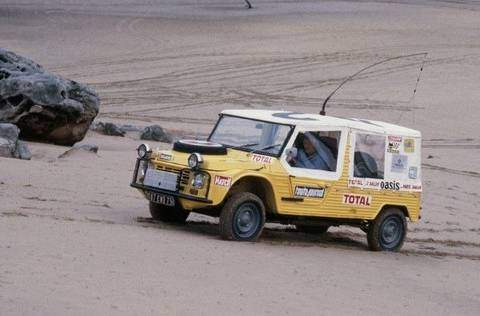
[
  {"x1": 144, "y1": 169, "x2": 178, "y2": 191},
  {"x1": 149, "y1": 192, "x2": 175, "y2": 207}
]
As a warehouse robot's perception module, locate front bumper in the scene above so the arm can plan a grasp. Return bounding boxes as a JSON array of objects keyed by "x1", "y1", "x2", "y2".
[
  {"x1": 130, "y1": 158, "x2": 213, "y2": 204},
  {"x1": 130, "y1": 182, "x2": 213, "y2": 203}
]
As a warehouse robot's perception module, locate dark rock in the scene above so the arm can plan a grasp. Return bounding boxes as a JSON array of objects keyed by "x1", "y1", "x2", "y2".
[
  {"x1": 140, "y1": 125, "x2": 172, "y2": 143},
  {"x1": 120, "y1": 124, "x2": 142, "y2": 132},
  {"x1": 0, "y1": 48, "x2": 100, "y2": 146},
  {"x1": 58, "y1": 144, "x2": 98, "y2": 158},
  {"x1": 0, "y1": 123, "x2": 31, "y2": 160},
  {"x1": 90, "y1": 121, "x2": 125, "y2": 137},
  {"x1": 427, "y1": 155, "x2": 434, "y2": 159}
]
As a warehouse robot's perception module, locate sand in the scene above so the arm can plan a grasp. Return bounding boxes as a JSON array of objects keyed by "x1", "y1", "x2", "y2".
[{"x1": 1, "y1": 0, "x2": 480, "y2": 314}]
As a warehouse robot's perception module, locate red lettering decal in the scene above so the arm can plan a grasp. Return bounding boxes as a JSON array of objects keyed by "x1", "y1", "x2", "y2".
[{"x1": 359, "y1": 196, "x2": 365, "y2": 205}]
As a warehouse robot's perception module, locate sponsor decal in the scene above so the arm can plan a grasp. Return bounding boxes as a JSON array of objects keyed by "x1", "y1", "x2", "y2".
[
  {"x1": 214, "y1": 175, "x2": 232, "y2": 187},
  {"x1": 391, "y1": 154, "x2": 408, "y2": 173},
  {"x1": 408, "y1": 166, "x2": 418, "y2": 179},
  {"x1": 387, "y1": 141, "x2": 400, "y2": 154},
  {"x1": 294, "y1": 186, "x2": 325, "y2": 198},
  {"x1": 159, "y1": 153, "x2": 172, "y2": 161},
  {"x1": 251, "y1": 154, "x2": 273, "y2": 164},
  {"x1": 348, "y1": 178, "x2": 422, "y2": 192},
  {"x1": 404, "y1": 138, "x2": 415, "y2": 153},
  {"x1": 388, "y1": 135, "x2": 403, "y2": 143},
  {"x1": 343, "y1": 193, "x2": 372, "y2": 207},
  {"x1": 380, "y1": 180, "x2": 401, "y2": 191}
]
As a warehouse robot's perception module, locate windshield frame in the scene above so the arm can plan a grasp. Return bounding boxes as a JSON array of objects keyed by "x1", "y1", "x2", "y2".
[{"x1": 207, "y1": 114, "x2": 295, "y2": 158}]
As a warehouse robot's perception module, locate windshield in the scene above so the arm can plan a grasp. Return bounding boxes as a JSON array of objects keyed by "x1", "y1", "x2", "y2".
[{"x1": 208, "y1": 115, "x2": 292, "y2": 156}]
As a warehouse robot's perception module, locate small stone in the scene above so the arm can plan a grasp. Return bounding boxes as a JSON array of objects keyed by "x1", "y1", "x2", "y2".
[
  {"x1": 0, "y1": 123, "x2": 31, "y2": 160},
  {"x1": 15, "y1": 140, "x2": 31, "y2": 160},
  {"x1": 90, "y1": 121, "x2": 125, "y2": 136},
  {"x1": 140, "y1": 125, "x2": 172, "y2": 143}
]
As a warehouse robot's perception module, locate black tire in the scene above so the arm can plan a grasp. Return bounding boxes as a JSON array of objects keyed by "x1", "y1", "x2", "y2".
[
  {"x1": 296, "y1": 224, "x2": 330, "y2": 234},
  {"x1": 149, "y1": 202, "x2": 190, "y2": 224},
  {"x1": 173, "y1": 139, "x2": 227, "y2": 155},
  {"x1": 219, "y1": 192, "x2": 266, "y2": 241},
  {"x1": 367, "y1": 208, "x2": 407, "y2": 251}
]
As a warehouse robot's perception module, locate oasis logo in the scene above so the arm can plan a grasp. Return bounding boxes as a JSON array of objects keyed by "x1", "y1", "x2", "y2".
[
  {"x1": 294, "y1": 186, "x2": 325, "y2": 198},
  {"x1": 214, "y1": 175, "x2": 232, "y2": 187},
  {"x1": 380, "y1": 180, "x2": 400, "y2": 190},
  {"x1": 343, "y1": 194, "x2": 372, "y2": 207}
]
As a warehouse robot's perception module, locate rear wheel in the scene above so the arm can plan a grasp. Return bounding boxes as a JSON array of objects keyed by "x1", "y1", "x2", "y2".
[
  {"x1": 149, "y1": 202, "x2": 190, "y2": 224},
  {"x1": 367, "y1": 208, "x2": 407, "y2": 251},
  {"x1": 296, "y1": 225, "x2": 330, "y2": 234},
  {"x1": 219, "y1": 192, "x2": 265, "y2": 241}
]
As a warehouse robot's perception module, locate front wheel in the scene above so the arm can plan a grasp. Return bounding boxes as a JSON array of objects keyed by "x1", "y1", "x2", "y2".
[
  {"x1": 367, "y1": 208, "x2": 407, "y2": 251},
  {"x1": 149, "y1": 202, "x2": 190, "y2": 224},
  {"x1": 219, "y1": 192, "x2": 266, "y2": 241}
]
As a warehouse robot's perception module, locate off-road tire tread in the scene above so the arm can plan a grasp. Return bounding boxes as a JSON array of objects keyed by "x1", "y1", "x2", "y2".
[
  {"x1": 367, "y1": 207, "x2": 407, "y2": 251},
  {"x1": 219, "y1": 192, "x2": 266, "y2": 241},
  {"x1": 173, "y1": 140, "x2": 227, "y2": 155},
  {"x1": 149, "y1": 202, "x2": 189, "y2": 224}
]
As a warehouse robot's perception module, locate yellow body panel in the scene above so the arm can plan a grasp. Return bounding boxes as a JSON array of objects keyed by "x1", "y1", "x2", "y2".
[{"x1": 146, "y1": 138, "x2": 421, "y2": 222}]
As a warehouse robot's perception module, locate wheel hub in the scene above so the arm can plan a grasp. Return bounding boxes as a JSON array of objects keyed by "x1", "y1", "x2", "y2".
[
  {"x1": 233, "y1": 203, "x2": 260, "y2": 238},
  {"x1": 379, "y1": 216, "x2": 403, "y2": 248}
]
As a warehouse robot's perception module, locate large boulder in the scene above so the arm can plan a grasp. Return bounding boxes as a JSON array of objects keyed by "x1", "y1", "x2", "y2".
[
  {"x1": 0, "y1": 123, "x2": 31, "y2": 160},
  {"x1": 0, "y1": 48, "x2": 100, "y2": 146}
]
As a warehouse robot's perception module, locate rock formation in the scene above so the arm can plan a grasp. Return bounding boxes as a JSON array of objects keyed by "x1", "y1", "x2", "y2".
[{"x1": 0, "y1": 48, "x2": 100, "y2": 146}]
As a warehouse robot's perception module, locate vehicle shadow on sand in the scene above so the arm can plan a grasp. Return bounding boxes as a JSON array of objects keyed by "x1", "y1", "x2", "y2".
[{"x1": 136, "y1": 217, "x2": 368, "y2": 251}]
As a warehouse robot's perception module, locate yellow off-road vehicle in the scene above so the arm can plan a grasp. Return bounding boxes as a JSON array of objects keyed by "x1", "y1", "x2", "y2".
[{"x1": 131, "y1": 110, "x2": 422, "y2": 251}]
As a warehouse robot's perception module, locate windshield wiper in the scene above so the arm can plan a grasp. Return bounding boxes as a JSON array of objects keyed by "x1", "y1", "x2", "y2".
[
  {"x1": 259, "y1": 143, "x2": 282, "y2": 151},
  {"x1": 240, "y1": 143, "x2": 259, "y2": 148}
]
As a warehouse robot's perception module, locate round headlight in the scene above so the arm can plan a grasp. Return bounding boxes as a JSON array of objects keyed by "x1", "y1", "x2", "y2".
[
  {"x1": 188, "y1": 153, "x2": 203, "y2": 170},
  {"x1": 137, "y1": 143, "x2": 151, "y2": 159},
  {"x1": 191, "y1": 172, "x2": 206, "y2": 189}
]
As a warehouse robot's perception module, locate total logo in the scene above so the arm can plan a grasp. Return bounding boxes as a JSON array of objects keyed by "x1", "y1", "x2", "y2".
[
  {"x1": 250, "y1": 154, "x2": 273, "y2": 164},
  {"x1": 343, "y1": 193, "x2": 372, "y2": 207}
]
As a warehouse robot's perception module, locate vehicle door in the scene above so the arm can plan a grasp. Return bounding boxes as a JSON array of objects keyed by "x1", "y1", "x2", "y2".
[{"x1": 279, "y1": 127, "x2": 347, "y2": 215}]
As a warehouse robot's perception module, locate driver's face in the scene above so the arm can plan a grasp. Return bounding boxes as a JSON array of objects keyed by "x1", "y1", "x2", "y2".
[{"x1": 303, "y1": 137, "x2": 315, "y2": 155}]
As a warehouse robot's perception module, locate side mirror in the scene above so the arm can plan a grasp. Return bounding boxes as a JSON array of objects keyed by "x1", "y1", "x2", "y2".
[{"x1": 285, "y1": 147, "x2": 298, "y2": 160}]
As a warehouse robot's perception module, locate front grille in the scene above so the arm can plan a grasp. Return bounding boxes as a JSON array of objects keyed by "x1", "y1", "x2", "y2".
[
  {"x1": 155, "y1": 164, "x2": 181, "y2": 174},
  {"x1": 180, "y1": 170, "x2": 191, "y2": 186}
]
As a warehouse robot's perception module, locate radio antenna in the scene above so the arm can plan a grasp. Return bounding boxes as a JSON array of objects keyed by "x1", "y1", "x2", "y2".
[{"x1": 319, "y1": 52, "x2": 428, "y2": 116}]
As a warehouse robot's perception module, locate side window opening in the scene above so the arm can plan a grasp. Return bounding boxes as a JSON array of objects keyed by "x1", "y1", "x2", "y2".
[
  {"x1": 353, "y1": 133, "x2": 385, "y2": 179},
  {"x1": 288, "y1": 131, "x2": 341, "y2": 172}
]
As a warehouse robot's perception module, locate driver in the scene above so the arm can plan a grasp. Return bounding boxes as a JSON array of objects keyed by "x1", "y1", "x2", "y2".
[{"x1": 290, "y1": 133, "x2": 336, "y2": 171}]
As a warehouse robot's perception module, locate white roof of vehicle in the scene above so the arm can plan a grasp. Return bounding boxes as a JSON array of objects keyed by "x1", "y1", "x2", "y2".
[{"x1": 221, "y1": 109, "x2": 421, "y2": 137}]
